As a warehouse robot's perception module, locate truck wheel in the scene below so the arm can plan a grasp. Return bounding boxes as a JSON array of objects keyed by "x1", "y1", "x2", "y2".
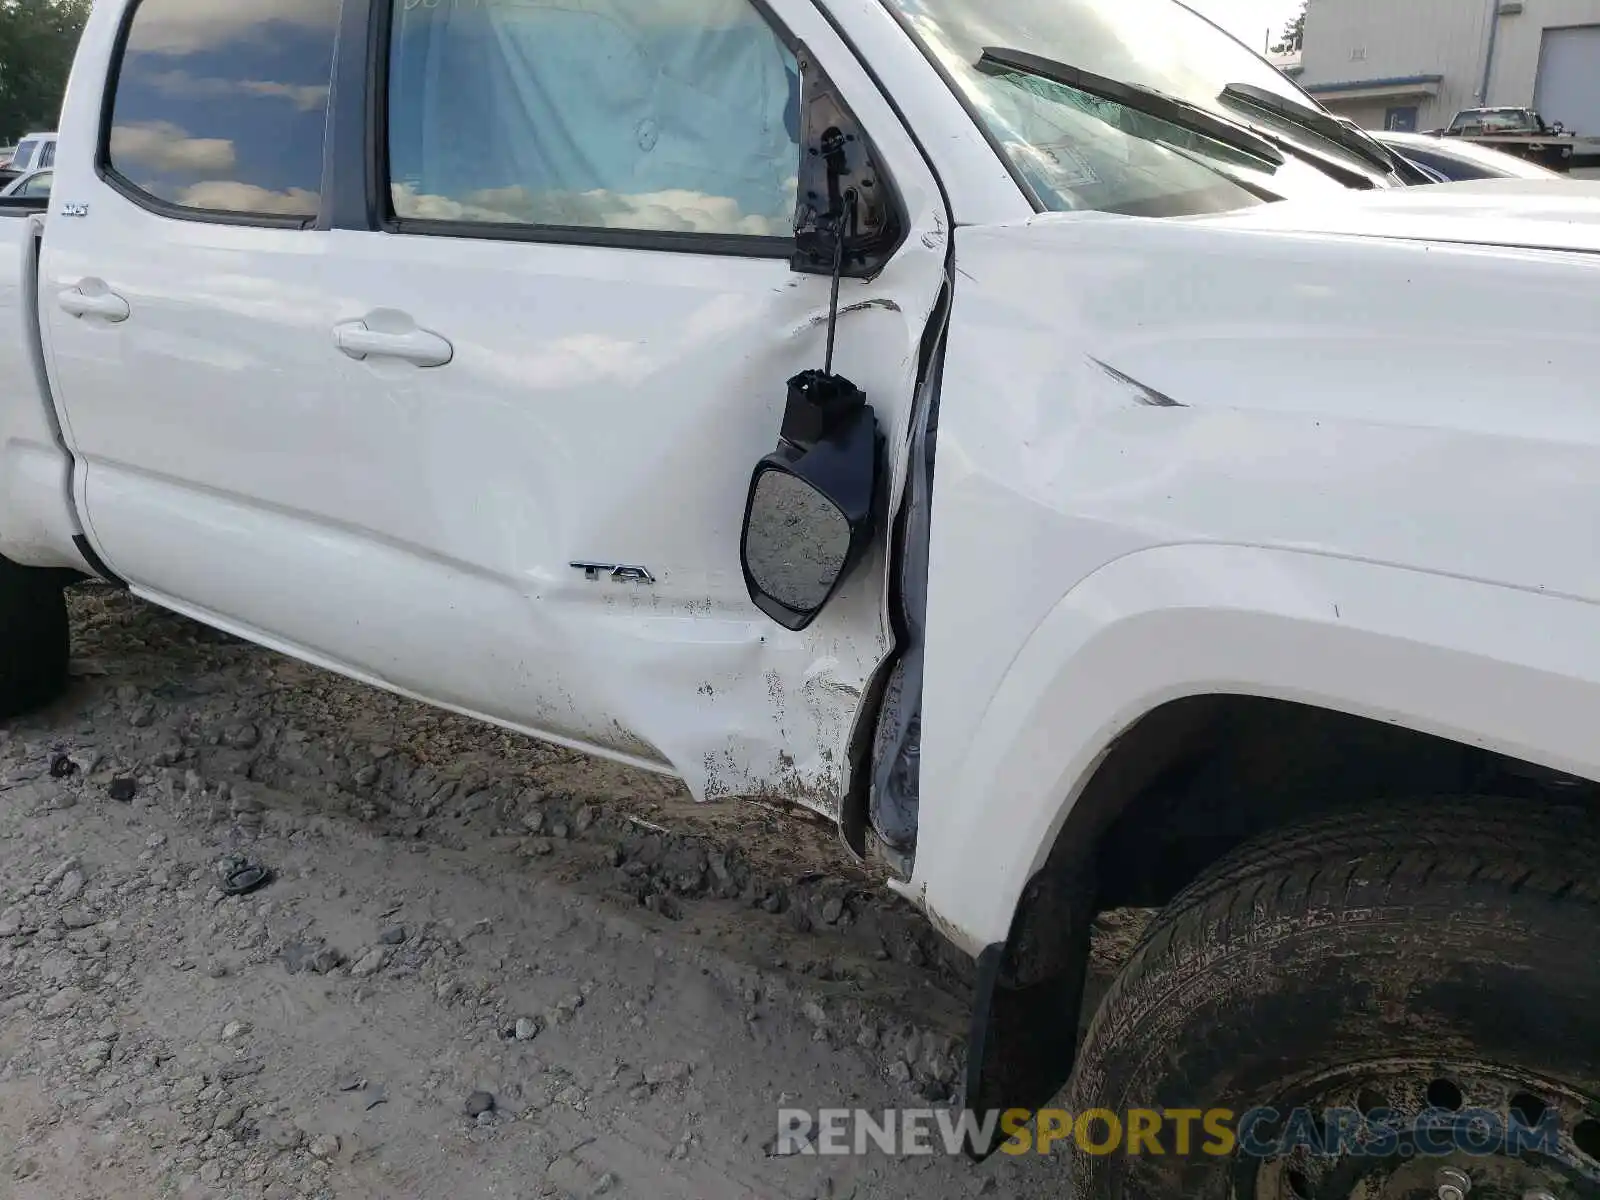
[
  {"x1": 0, "y1": 555, "x2": 69, "y2": 720},
  {"x1": 1067, "y1": 798, "x2": 1600, "y2": 1199}
]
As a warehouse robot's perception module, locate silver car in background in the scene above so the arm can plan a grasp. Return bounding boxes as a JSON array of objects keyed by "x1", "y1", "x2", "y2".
[{"x1": 1374, "y1": 129, "x2": 1564, "y2": 182}]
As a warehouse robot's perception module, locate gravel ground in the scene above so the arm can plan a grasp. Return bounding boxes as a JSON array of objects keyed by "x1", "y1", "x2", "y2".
[{"x1": 0, "y1": 586, "x2": 1148, "y2": 1199}]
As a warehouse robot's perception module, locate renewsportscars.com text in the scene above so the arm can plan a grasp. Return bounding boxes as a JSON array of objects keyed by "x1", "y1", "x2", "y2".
[{"x1": 774, "y1": 1105, "x2": 1564, "y2": 1159}]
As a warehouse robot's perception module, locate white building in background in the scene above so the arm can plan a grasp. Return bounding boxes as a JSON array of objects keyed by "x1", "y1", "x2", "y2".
[{"x1": 1294, "y1": 0, "x2": 1600, "y2": 134}]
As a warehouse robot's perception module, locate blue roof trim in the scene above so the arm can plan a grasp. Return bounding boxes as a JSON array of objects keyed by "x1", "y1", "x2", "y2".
[{"x1": 1304, "y1": 73, "x2": 1444, "y2": 94}]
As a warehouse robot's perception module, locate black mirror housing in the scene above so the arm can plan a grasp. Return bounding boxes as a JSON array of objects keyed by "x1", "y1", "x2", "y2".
[{"x1": 740, "y1": 376, "x2": 880, "y2": 631}]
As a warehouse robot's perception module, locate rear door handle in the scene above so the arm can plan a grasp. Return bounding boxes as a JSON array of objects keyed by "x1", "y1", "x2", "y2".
[
  {"x1": 59, "y1": 282, "x2": 130, "y2": 323},
  {"x1": 334, "y1": 314, "x2": 453, "y2": 368}
]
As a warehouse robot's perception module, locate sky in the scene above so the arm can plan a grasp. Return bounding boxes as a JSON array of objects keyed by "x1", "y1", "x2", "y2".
[{"x1": 1185, "y1": 0, "x2": 1305, "y2": 53}]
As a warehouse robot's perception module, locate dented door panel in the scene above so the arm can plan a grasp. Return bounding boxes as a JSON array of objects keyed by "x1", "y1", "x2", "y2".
[{"x1": 60, "y1": 0, "x2": 950, "y2": 817}]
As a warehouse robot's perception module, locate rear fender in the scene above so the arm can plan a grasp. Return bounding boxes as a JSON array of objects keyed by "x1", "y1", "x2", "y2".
[{"x1": 0, "y1": 211, "x2": 91, "y2": 572}]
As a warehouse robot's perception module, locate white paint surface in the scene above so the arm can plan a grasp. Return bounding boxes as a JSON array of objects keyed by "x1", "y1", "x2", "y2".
[{"x1": 7, "y1": 0, "x2": 1600, "y2": 965}]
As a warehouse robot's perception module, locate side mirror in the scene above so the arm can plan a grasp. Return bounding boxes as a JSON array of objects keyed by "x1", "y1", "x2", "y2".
[
  {"x1": 745, "y1": 43, "x2": 894, "y2": 631},
  {"x1": 741, "y1": 376, "x2": 879, "y2": 631}
]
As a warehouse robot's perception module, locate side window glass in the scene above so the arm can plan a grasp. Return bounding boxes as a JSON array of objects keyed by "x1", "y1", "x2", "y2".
[
  {"x1": 105, "y1": 0, "x2": 340, "y2": 220},
  {"x1": 39, "y1": 142, "x2": 55, "y2": 169},
  {"x1": 387, "y1": 0, "x2": 801, "y2": 239}
]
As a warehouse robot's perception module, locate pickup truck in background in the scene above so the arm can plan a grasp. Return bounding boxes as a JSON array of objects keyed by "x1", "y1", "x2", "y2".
[
  {"x1": 0, "y1": 135, "x2": 58, "y2": 221},
  {"x1": 4, "y1": 0, "x2": 1600, "y2": 1194},
  {"x1": 3, "y1": 131, "x2": 57, "y2": 177},
  {"x1": 1438, "y1": 105, "x2": 1600, "y2": 172}
]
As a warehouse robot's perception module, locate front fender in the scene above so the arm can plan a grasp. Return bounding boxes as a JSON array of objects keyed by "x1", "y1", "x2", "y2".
[{"x1": 909, "y1": 543, "x2": 1600, "y2": 955}]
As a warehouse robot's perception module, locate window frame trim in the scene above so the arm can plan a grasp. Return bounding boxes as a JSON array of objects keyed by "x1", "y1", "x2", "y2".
[
  {"x1": 363, "y1": 0, "x2": 807, "y2": 257},
  {"x1": 94, "y1": 0, "x2": 336, "y2": 231}
]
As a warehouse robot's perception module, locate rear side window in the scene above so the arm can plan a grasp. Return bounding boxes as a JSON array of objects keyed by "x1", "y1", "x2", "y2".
[
  {"x1": 38, "y1": 142, "x2": 56, "y2": 169},
  {"x1": 105, "y1": 0, "x2": 340, "y2": 221},
  {"x1": 386, "y1": 0, "x2": 801, "y2": 240}
]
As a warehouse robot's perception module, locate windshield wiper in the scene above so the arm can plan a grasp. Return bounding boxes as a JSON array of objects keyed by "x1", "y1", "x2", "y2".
[
  {"x1": 976, "y1": 47, "x2": 1285, "y2": 169},
  {"x1": 1219, "y1": 82, "x2": 1397, "y2": 174}
]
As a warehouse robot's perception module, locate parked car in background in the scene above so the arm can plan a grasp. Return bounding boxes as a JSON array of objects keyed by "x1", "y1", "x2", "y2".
[
  {"x1": 0, "y1": 143, "x2": 23, "y2": 190},
  {"x1": 0, "y1": 169, "x2": 53, "y2": 200},
  {"x1": 1374, "y1": 129, "x2": 1564, "y2": 182},
  {"x1": 0, "y1": 133, "x2": 60, "y2": 211},
  {"x1": 7, "y1": 132, "x2": 58, "y2": 176}
]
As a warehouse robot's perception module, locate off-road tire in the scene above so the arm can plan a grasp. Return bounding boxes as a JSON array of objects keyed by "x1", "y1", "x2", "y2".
[
  {"x1": 0, "y1": 555, "x2": 69, "y2": 720},
  {"x1": 1067, "y1": 797, "x2": 1600, "y2": 1198}
]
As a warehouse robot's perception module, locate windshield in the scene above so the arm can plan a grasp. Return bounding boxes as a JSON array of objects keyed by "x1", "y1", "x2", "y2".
[
  {"x1": 881, "y1": 0, "x2": 1393, "y2": 215},
  {"x1": 1452, "y1": 109, "x2": 1536, "y2": 133},
  {"x1": 12, "y1": 140, "x2": 37, "y2": 170}
]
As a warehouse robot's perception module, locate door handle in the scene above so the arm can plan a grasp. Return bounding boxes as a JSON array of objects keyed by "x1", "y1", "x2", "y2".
[
  {"x1": 334, "y1": 316, "x2": 453, "y2": 368},
  {"x1": 59, "y1": 283, "x2": 130, "y2": 323}
]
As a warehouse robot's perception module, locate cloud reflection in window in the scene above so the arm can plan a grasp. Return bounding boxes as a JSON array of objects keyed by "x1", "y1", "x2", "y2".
[{"x1": 106, "y1": 0, "x2": 338, "y2": 219}]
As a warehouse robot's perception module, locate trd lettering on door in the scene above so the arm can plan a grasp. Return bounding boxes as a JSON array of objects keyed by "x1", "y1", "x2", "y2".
[{"x1": 570, "y1": 562, "x2": 657, "y2": 585}]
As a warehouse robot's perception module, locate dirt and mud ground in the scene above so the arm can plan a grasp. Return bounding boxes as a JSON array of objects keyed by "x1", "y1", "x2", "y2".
[{"x1": 0, "y1": 585, "x2": 1149, "y2": 1199}]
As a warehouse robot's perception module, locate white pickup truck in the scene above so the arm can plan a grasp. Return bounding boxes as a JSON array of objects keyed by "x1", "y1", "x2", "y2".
[{"x1": 4, "y1": 0, "x2": 1600, "y2": 1193}]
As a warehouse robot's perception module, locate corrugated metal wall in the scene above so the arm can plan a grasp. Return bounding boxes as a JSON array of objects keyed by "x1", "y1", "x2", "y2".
[
  {"x1": 1532, "y1": 24, "x2": 1600, "y2": 131},
  {"x1": 1301, "y1": 0, "x2": 1494, "y2": 128},
  {"x1": 1301, "y1": 0, "x2": 1600, "y2": 131},
  {"x1": 1490, "y1": 0, "x2": 1600, "y2": 115}
]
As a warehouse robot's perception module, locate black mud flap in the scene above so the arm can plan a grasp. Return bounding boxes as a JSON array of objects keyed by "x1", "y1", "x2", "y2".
[{"x1": 959, "y1": 871, "x2": 1094, "y2": 1160}]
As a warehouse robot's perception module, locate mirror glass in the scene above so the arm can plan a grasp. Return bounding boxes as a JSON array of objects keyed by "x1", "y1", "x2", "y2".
[{"x1": 744, "y1": 469, "x2": 852, "y2": 615}]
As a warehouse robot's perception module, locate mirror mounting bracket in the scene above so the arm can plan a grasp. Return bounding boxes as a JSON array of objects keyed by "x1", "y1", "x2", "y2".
[
  {"x1": 779, "y1": 369, "x2": 867, "y2": 455},
  {"x1": 782, "y1": 149, "x2": 868, "y2": 455},
  {"x1": 791, "y1": 43, "x2": 902, "y2": 281}
]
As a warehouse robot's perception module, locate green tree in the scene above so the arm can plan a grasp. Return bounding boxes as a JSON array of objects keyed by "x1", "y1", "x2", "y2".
[
  {"x1": 0, "y1": 0, "x2": 93, "y2": 143},
  {"x1": 1272, "y1": 1, "x2": 1307, "y2": 53}
]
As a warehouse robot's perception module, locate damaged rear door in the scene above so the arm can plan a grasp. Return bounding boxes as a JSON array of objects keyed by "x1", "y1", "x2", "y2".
[{"x1": 285, "y1": 0, "x2": 949, "y2": 813}]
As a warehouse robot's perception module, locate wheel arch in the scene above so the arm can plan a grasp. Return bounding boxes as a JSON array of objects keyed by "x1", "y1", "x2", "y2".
[{"x1": 937, "y1": 543, "x2": 1600, "y2": 1154}]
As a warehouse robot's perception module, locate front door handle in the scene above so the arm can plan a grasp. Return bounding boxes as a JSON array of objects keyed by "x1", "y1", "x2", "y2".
[
  {"x1": 334, "y1": 313, "x2": 453, "y2": 368},
  {"x1": 59, "y1": 282, "x2": 130, "y2": 323}
]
